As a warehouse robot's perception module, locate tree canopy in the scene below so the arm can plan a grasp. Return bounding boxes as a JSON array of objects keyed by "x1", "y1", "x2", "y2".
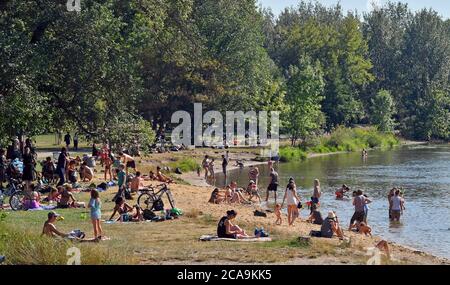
[{"x1": 1, "y1": 0, "x2": 449, "y2": 147}]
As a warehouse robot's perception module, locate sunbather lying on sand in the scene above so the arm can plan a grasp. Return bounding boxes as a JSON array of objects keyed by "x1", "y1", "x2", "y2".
[{"x1": 156, "y1": 166, "x2": 174, "y2": 183}]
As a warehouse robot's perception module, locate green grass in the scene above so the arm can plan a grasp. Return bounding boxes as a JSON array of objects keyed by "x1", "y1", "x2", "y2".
[
  {"x1": 0, "y1": 219, "x2": 133, "y2": 265},
  {"x1": 278, "y1": 147, "x2": 308, "y2": 162},
  {"x1": 280, "y1": 126, "x2": 399, "y2": 162},
  {"x1": 34, "y1": 133, "x2": 90, "y2": 150},
  {"x1": 168, "y1": 157, "x2": 200, "y2": 173}
]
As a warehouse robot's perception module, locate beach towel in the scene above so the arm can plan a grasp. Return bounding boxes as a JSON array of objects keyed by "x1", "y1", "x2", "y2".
[
  {"x1": 27, "y1": 205, "x2": 57, "y2": 211},
  {"x1": 199, "y1": 235, "x2": 272, "y2": 242}
]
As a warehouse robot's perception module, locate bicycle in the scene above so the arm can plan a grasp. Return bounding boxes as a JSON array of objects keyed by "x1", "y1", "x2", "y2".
[
  {"x1": 0, "y1": 178, "x2": 25, "y2": 211},
  {"x1": 137, "y1": 184, "x2": 176, "y2": 211}
]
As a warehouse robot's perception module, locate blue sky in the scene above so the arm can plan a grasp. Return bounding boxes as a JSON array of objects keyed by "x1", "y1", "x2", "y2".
[{"x1": 258, "y1": 0, "x2": 450, "y2": 19}]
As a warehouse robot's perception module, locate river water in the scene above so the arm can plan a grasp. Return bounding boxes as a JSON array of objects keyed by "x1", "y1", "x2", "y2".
[{"x1": 214, "y1": 144, "x2": 450, "y2": 259}]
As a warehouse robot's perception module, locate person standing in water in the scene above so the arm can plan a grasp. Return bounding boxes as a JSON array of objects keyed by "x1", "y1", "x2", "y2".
[
  {"x1": 312, "y1": 179, "x2": 321, "y2": 205},
  {"x1": 390, "y1": 190, "x2": 405, "y2": 222},
  {"x1": 266, "y1": 167, "x2": 279, "y2": 204},
  {"x1": 221, "y1": 155, "x2": 228, "y2": 180}
]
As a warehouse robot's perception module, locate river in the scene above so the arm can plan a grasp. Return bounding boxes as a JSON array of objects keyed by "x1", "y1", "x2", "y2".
[{"x1": 214, "y1": 144, "x2": 450, "y2": 259}]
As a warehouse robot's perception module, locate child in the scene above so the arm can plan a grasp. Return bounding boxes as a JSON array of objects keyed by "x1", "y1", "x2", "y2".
[
  {"x1": 117, "y1": 164, "x2": 126, "y2": 191},
  {"x1": 88, "y1": 189, "x2": 103, "y2": 241},
  {"x1": 43, "y1": 187, "x2": 61, "y2": 203},
  {"x1": 275, "y1": 204, "x2": 282, "y2": 225}
]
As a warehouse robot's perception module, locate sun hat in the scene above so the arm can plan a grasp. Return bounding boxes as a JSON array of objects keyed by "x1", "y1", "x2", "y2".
[
  {"x1": 249, "y1": 180, "x2": 255, "y2": 184},
  {"x1": 328, "y1": 211, "x2": 336, "y2": 219},
  {"x1": 48, "y1": 211, "x2": 61, "y2": 219}
]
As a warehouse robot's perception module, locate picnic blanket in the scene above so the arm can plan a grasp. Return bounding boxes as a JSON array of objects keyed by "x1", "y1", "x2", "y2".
[
  {"x1": 27, "y1": 205, "x2": 57, "y2": 211},
  {"x1": 199, "y1": 235, "x2": 272, "y2": 242}
]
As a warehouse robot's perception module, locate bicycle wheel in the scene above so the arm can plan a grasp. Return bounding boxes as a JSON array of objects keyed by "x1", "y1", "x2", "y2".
[
  {"x1": 138, "y1": 192, "x2": 157, "y2": 210},
  {"x1": 9, "y1": 191, "x2": 25, "y2": 211}
]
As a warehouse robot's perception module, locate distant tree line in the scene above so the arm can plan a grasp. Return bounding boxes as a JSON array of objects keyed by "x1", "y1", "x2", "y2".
[{"x1": 0, "y1": 0, "x2": 448, "y2": 147}]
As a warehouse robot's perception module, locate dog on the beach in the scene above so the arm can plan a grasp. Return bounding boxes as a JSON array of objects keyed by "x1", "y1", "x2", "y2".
[{"x1": 358, "y1": 222, "x2": 372, "y2": 237}]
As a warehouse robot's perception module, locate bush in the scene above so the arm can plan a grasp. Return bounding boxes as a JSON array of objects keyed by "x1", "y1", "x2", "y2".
[
  {"x1": 169, "y1": 158, "x2": 200, "y2": 173},
  {"x1": 279, "y1": 147, "x2": 307, "y2": 162},
  {"x1": 286, "y1": 126, "x2": 399, "y2": 157}
]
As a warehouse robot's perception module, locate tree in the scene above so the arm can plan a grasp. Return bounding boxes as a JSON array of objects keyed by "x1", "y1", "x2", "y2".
[
  {"x1": 370, "y1": 90, "x2": 396, "y2": 132},
  {"x1": 399, "y1": 9, "x2": 450, "y2": 139},
  {"x1": 285, "y1": 58, "x2": 325, "y2": 146}
]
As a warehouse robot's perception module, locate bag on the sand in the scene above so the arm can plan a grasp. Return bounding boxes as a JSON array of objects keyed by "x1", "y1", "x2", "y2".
[
  {"x1": 97, "y1": 182, "x2": 108, "y2": 191},
  {"x1": 254, "y1": 210, "x2": 267, "y2": 217},
  {"x1": 124, "y1": 188, "x2": 133, "y2": 200},
  {"x1": 153, "y1": 199, "x2": 164, "y2": 211},
  {"x1": 143, "y1": 209, "x2": 156, "y2": 220},
  {"x1": 309, "y1": 230, "x2": 322, "y2": 237}
]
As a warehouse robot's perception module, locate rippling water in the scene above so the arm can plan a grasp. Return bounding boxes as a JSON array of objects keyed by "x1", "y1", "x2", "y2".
[{"x1": 214, "y1": 144, "x2": 450, "y2": 258}]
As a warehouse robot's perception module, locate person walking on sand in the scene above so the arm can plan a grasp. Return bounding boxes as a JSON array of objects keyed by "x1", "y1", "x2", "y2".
[
  {"x1": 266, "y1": 167, "x2": 279, "y2": 203},
  {"x1": 275, "y1": 204, "x2": 282, "y2": 225},
  {"x1": 281, "y1": 183, "x2": 301, "y2": 226},
  {"x1": 88, "y1": 189, "x2": 103, "y2": 241}
]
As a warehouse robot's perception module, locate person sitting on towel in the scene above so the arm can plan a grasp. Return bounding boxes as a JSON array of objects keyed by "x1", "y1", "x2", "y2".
[{"x1": 217, "y1": 210, "x2": 249, "y2": 239}]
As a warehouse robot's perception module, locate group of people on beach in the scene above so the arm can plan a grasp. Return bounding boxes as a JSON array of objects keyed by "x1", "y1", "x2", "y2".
[{"x1": 209, "y1": 151, "x2": 406, "y2": 242}]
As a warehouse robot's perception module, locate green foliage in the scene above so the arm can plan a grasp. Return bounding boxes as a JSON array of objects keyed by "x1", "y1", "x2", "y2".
[
  {"x1": 278, "y1": 147, "x2": 307, "y2": 162},
  {"x1": 370, "y1": 90, "x2": 396, "y2": 132},
  {"x1": 105, "y1": 116, "x2": 156, "y2": 153},
  {"x1": 1, "y1": 0, "x2": 450, "y2": 143},
  {"x1": 280, "y1": 127, "x2": 399, "y2": 161},
  {"x1": 169, "y1": 158, "x2": 200, "y2": 173},
  {"x1": 284, "y1": 57, "x2": 325, "y2": 145}
]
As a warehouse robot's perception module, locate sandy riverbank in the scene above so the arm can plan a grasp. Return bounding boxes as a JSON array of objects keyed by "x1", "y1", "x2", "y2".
[{"x1": 174, "y1": 144, "x2": 448, "y2": 265}]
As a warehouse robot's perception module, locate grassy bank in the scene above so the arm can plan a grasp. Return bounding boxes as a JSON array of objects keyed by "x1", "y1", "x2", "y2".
[
  {"x1": 0, "y1": 222, "x2": 132, "y2": 265},
  {"x1": 280, "y1": 127, "x2": 399, "y2": 162}
]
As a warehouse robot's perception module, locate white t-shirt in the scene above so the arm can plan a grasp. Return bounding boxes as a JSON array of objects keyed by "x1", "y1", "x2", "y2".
[{"x1": 391, "y1": 196, "x2": 403, "y2": 211}]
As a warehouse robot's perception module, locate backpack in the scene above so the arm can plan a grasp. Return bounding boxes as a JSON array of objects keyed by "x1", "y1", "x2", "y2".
[
  {"x1": 97, "y1": 182, "x2": 108, "y2": 191},
  {"x1": 254, "y1": 210, "x2": 267, "y2": 217},
  {"x1": 124, "y1": 188, "x2": 133, "y2": 200},
  {"x1": 153, "y1": 199, "x2": 164, "y2": 211},
  {"x1": 143, "y1": 209, "x2": 156, "y2": 220}
]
